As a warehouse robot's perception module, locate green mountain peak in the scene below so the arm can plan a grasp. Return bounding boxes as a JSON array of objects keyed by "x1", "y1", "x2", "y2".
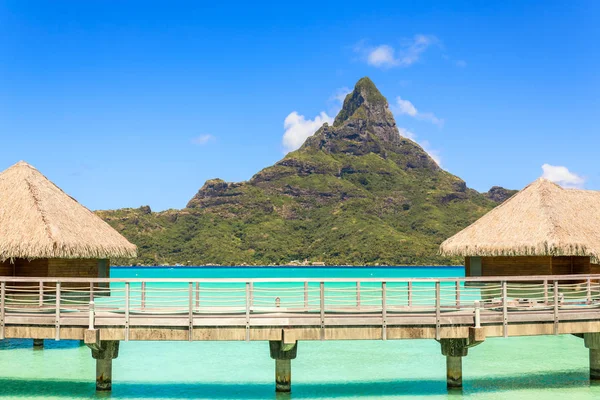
[
  {"x1": 98, "y1": 77, "x2": 513, "y2": 266},
  {"x1": 333, "y1": 76, "x2": 390, "y2": 128}
]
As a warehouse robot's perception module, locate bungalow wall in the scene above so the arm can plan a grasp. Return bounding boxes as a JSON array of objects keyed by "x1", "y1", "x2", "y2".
[
  {"x1": 466, "y1": 256, "x2": 592, "y2": 277},
  {"x1": 0, "y1": 260, "x2": 14, "y2": 276},
  {"x1": 551, "y1": 256, "x2": 591, "y2": 275},
  {"x1": 0, "y1": 258, "x2": 110, "y2": 283}
]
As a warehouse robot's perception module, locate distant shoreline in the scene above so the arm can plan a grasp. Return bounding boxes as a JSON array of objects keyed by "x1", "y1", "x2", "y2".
[{"x1": 112, "y1": 265, "x2": 465, "y2": 269}]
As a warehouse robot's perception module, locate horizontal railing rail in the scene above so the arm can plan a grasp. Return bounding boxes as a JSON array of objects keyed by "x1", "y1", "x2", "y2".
[
  {"x1": 2, "y1": 274, "x2": 600, "y2": 341},
  {"x1": 1, "y1": 273, "x2": 600, "y2": 283}
]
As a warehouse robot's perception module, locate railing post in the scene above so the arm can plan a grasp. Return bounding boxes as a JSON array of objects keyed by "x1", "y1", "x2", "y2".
[
  {"x1": 474, "y1": 300, "x2": 481, "y2": 328},
  {"x1": 0, "y1": 281, "x2": 5, "y2": 340},
  {"x1": 90, "y1": 282, "x2": 94, "y2": 302},
  {"x1": 89, "y1": 301, "x2": 95, "y2": 330},
  {"x1": 39, "y1": 281, "x2": 44, "y2": 307},
  {"x1": 304, "y1": 281, "x2": 308, "y2": 310},
  {"x1": 435, "y1": 281, "x2": 441, "y2": 341},
  {"x1": 320, "y1": 282, "x2": 325, "y2": 340},
  {"x1": 125, "y1": 282, "x2": 130, "y2": 341},
  {"x1": 188, "y1": 282, "x2": 193, "y2": 342},
  {"x1": 587, "y1": 278, "x2": 592, "y2": 305},
  {"x1": 141, "y1": 281, "x2": 146, "y2": 311},
  {"x1": 245, "y1": 282, "x2": 250, "y2": 342},
  {"x1": 382, "y1": 282, "x2": 387, "y2": 340},
  {"x1": 553, "y1": 280, "x2": 559, "y2": 335},
  {"x1": 455, "y1": 280, "x2": 461, "y2": 309},
  {"x1": 408, "y1": 281, "x2": 412, "y2": 307},
  {"x1": 502, "y1": 281, "x2": 508, "y2": 338},
  {"x1": 55, "y1": 282, "x2": 61, "y2": 341},
  {"x1": 356, "y1": 281, "x2": 361, "y2": 307},
  {"x1": 544, "y1": 280, "x2": 548, "y2": 305}
]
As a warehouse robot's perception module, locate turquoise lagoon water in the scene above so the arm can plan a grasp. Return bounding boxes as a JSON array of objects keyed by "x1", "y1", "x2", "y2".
[{"x1": 0, "y1": 266, "x2": 598, "y2": 400}]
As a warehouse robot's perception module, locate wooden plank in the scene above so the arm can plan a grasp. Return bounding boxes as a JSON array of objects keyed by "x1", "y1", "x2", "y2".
[
  {"x1": 55, "y1": 282, "x2": 61, "y2": 341},
  {"x1": 304, "y1": 281, "x2": 309, "y2": 309},
  {"x1": 3, "y1": 306, "x2": 600, "y2": 330},
  {"x1": 245, "y1": 282, "x2": 250, "y2": 342},
  {"x1": 554, "y1": 281, "x2": 559, "y2": 335},
  {"x1": 188, "y1": 282, "x2": 193, "y2": 342},
  {"x1": 455, "y1": 280, "x2": 461, "y2": 308},
  {"x1": 38, "y1": 282, "x2": 44, "y2": 307},
  {"x1": 141, "y1": 281, "x2": 146, "y2": 310},
  {"x1": 435, "y1": 282, "x2": 440, "y2": 340},
  {"x1": 382, "y1": 282, "x2": 387, "y2": 340},
  {"x1": 125, "y1": 282, "x2": 130, "y2": 341},
  {"x1": 1, "y1": 282, "x2": 5, "y2": 339},
  {"x1": 502, "y1": 281, "x2": 508, "y2": 338},
  {"x1": 320, "y1": 282, "x2": 325, "y2": 340}
]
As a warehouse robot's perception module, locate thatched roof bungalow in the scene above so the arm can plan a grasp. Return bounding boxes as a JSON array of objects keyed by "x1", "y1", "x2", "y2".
[
  {"x1": 0, "y1": 161, "x2": 136, "y2": 280},
  {"x1": 440, "y1": 178, "x2": 600, "y2": 277}
]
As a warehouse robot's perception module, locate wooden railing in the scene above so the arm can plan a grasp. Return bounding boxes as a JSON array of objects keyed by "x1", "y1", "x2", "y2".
[{"x1": 1, "y1": 275, "x2": 600, "y2": 341}]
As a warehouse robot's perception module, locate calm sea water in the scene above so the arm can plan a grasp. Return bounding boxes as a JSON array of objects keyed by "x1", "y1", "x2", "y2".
[{"x1": 0, "y1": 266, "x2": 598, "y2": 400}]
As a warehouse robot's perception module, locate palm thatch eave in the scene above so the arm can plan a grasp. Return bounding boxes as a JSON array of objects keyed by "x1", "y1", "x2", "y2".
[
  {"x1": 439, "y1": 178, "x2": 600, "y2": 264},
  {"x1": 0, "y1": 161, "x2": 137, "y2": 262}
]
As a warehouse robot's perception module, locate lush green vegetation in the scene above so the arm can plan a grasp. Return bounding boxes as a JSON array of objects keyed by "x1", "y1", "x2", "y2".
[{"x1": 98, "y1": 78, "x2": 513, "y2": 266}]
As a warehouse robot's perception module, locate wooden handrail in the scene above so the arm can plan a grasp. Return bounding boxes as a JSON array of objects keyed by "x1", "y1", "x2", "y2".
[{"x1": 1, "y1": 274, "x2": 599, "y2": 284}]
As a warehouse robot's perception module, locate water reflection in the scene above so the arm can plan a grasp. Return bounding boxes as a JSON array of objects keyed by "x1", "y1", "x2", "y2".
[{"x1": 0, "y1": 372, "x2": 598, "y2": 399}]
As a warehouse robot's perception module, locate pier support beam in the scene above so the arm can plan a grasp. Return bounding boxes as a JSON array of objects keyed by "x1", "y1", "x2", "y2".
[
  {"x1": 87, "y1": 340, "x2": 120, "y2": 391},
  {"x1": 33, "y1": 339, "x2": 44, "y2": 350},
  {"x1": 269, "y1": 340, "x2": 298, "y2": 393},
  {"x1": 584, "y1": 333, "x2": 600, "y2": 381},
  {"x1": 440, "y1": 339, "x2": 468, "y2": 389},
  {"x1": 439, "y1": 329, "x2": 484, "y2": 390}
]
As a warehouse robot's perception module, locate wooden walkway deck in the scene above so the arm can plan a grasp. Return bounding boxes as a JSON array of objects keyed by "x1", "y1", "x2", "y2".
[
  {"x1": 2, "y1": 274, "x2": 600, "y2": 392},
  {"x1": 2, "y1": 274, "x2": 600, "y2": 341}
]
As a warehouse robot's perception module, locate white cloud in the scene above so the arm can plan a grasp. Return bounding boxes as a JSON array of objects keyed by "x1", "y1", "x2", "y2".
[
  {"x1": 420, "y1": 140, "x2": 442, "y2": 166},
  {"x1": 191, "y1": 134, "x2": 215, "y2": 145},
  {"x1": 455, "y1": 60, "x2": 467, "y2": 68},
  {"x1": 367, "y1": 45, "x2": 397, "y2": 67},
  {"x1": 331, "y1": 87, "x2": 352, "y2": 105},
  {"x1": 356, "y1": 34, "x2": 439, "y2": 69},
  {"x1": 282, "y1": 88, "x2": 352, "y2": 153},
  {"x1": 282, "y1": 111, "x2": 333, "y2": 153},
  {"x1": 541, "y1": 164, "x2": 585, "y2": 188},
  {"x1": 392, "y1": 96, "x2": 444, "y2": 126},
  {"x1": 395, "y1": 97, "x2": 418, "y2": 117},
  {"x1": 397, "y1": 127, "x2": 417, "y2": 141},
  {"x1": 398, "y1": 128, "x2": 441, "y2": 166},
  {"x1": 417, "y1": 112, "x2": 444, "y2": 126}
]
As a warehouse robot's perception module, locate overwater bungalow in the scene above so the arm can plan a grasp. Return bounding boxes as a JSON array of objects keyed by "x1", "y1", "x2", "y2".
[
  {"x1": 440, "y1": 178, "x2": 600, "y2": 277},
  {"x1": 0, "y1": 161, "x2": 137, "y2": 282}
]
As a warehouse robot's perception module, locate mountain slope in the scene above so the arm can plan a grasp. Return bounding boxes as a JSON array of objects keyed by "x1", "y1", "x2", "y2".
[{"x1": 98, "y1": 77, "x2": 513, "y2": 266}]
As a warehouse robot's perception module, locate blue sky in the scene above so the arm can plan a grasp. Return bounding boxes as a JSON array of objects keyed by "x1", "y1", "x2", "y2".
[{"x1": 1, "y1": 1, "x2": 598, "y2": 211}]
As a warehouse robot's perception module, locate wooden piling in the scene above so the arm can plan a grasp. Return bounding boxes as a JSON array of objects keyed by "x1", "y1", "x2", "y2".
[{"x1": 446, "y1": 356, "x2": 463, "y2": 388}]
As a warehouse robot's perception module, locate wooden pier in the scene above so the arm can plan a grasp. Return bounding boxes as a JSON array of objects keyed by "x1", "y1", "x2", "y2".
[{"x1": 2, "y1": 274, "x2": 600, "y2": 392}]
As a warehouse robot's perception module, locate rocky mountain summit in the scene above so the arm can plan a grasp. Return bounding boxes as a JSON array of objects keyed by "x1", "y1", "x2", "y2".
[
  {"x1": 486, "y1": 186, "x2": 518, "y2": 203},
  {"x1": 99, "y1": 77, "x2": 513, "y2": 266}
]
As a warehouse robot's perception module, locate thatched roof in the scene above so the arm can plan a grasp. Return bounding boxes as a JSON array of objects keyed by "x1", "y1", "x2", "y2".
[
  {"x1": 0, "y1": 161, "x2": 137, "y2": 261},
  {"x1": 440, "y1": 178, "x2": 600, "y2": 262}
]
